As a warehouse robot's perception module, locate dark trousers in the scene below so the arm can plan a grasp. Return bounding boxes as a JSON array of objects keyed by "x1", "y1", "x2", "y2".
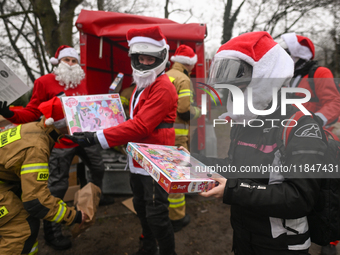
[
  {"x1": 130, "y1": 173, "x2": 176, "y2": 255},
  {"x1": 232, "y1": 223, "x2": 310, "y2": 255},
  {"x1": 47, "y1": 145, "x2": 105, "y2": 199},
  {"x1": 44, "y1": 145, "x2": 104, "y2": 240}
]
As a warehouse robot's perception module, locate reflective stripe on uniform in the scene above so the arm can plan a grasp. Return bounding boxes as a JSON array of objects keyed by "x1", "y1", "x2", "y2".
[
  {"x1": 168, "y1": 76, "x2": 175, "y2": 83},
  {"x1": 168, "y1": 194, "x2": 185, "y2": 208},
  {"x1": 175, "y1": 129, "x2": 189, "y2": 136},
  {"x1": 178, "y1": 89, "x2": 191, "y2": 98},
  {"x1": 120, "y1": 96, "x2": 129, "y2": 106},
  {"x1": 174, "y1": 123, "x2": 189, "y2": 136},
  {"x1": 21, "y1": 163, "x2": 49, "y2": 175},
  {"x1": 0, "y1": 180, "x2": 5, "y2": 184},
  {"x1": 28, "y1": 241, "x2": 38, "y2": 255},
  {"x1": 51, "y1": 200, "x2": 67, "y2": 223}
]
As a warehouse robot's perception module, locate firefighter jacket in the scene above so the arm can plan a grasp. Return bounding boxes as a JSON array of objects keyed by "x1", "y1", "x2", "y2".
[
  {"x1": 0, "y1": 119, "x2": 80, "y2": 226},
  {"x1": 166, "y1": 62, "x2": 201, "y2": 137},
  {"x1": 96, "y1": 73, "x2": 178, "y2": 175},
  {"x1": 194, "y1": 105, "x2": 327, "y2": 251},
  {"x1": 291, "y1": 63, "x2": 340, "y2": 126}
]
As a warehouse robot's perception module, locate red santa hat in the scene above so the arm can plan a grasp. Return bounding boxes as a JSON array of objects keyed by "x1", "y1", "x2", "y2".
[
  {"x1": 281, "y1": 32, "x2": 314, "y2": 60},
  {"x1": 38, "y1": 97, "x2": 67, "y2": 129},
  {"x1": 126, "y1": 26, "x2": 168, "y2": 48},
  {"x1": 49, "y1": 45, "x2": 80, "y2": 65},
  {"x1": 170, "y1": 45, "x2": 197, "y2": 65},
  {"x1": 214, "y1": 31, "x2": 294, "y2": 122}
]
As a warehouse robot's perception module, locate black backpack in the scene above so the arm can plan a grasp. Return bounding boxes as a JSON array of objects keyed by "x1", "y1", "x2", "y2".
[{"x1": 277, "y1": 110, "x2": 340, "y2": 246}]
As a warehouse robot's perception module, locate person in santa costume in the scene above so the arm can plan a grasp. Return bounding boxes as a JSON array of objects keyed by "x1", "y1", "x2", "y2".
[
  {"x1": 279, "y1": 32, "x2": 340, "y2": 128},
  {"x1": 0, "y1": 45, "x2": 108, "y2": 250},
  {"x1": 67, "y1": 26, "x2": 178, "y2": 255},
  {"x1": 194, "y1": 31, "x2": 327, "y2": 254},
  {"x1": 166, "y1": 44, "x2": 202, "y2": 232}
]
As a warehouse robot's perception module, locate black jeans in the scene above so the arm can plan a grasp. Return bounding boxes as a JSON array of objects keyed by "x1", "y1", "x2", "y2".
[{"x1": 130, "y1": 173, "x2": 176, "y2": 255}]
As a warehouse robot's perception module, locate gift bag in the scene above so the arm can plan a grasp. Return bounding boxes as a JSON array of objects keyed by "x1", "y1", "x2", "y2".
[{"x1": 71, "y1": 182, "x2": 101, "y2": 238}]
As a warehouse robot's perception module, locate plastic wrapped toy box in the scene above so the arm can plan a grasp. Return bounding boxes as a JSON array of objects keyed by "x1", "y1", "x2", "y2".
[
  {"x1": 126, "y1": 142, "x2": 223, "y2": 193},
  {"x1": 61, "y1": 94, "x2": 125, "y2": 134}
]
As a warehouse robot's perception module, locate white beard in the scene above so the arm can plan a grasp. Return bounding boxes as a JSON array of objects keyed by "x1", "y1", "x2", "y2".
[
  {"x1": 132, "y1": 69, "x2": 157, "y2": 90},
  {"x1": 54, "y1": 61, "x2": 85, "y2": 90}
]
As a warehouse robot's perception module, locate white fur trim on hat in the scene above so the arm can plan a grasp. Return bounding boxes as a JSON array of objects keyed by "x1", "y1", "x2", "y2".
[
  {"x1": 215, "y1": 44, "x2": 294, "y2": 122},
  {"x1": 170, "y1": 55, "x2": 197, "y2": 65},
  {"x1": 281, "y1": 33, "x2": 313, "y2": 61},
  {"x1": 128, "y1": 36, "x2": 167, "y2": 48},
  {"x1": 58, "y1": 48, "x2": 80, "y2": 63},
  {"x1": 50, "y1": 57, "x2": 59, "y2": 65},
  {"x1": 45, "y1": 117, "x2": 55, "y2": 126}
]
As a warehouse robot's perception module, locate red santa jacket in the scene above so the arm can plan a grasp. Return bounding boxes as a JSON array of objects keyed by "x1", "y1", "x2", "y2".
[
  {"x1": 294, "y1": 67, "x2": 340, "y2": 126},
  {"x1": 97, "y1": 74, "x2": 178, "y2": 174},
  {"x1": 7, "y1": 73, "x2": 87, "y2": 148}
]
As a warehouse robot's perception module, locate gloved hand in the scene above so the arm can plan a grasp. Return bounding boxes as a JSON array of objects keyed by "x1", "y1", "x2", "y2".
[
  {"x1": 65, "y1": 132, "x2": 99, "y2": 147},
  {"x1": 0, "y1": 101, "x2": 14, "y2": 118}
]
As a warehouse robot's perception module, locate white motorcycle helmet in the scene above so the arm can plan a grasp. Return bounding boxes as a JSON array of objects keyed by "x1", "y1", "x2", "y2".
[{"x1": 129, "y1": 42, "x2": 169, "y2": 78}]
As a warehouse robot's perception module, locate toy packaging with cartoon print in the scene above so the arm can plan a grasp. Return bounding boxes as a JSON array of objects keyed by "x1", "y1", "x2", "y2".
[
  {"x1": 61, "y1": 94, "x2": 126, "y2": 134},
  {"x1": 126, "y1": 142, "x2": 223, "y2": 193}
]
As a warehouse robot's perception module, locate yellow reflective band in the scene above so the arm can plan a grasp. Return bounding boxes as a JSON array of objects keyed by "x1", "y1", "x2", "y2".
[
  {"x1": 0, "y1": 206, "x2": 9, "y2": 218},
  {"x1": 168, "y1": 201, "x2": 185, "y2": 208},
  {"x1": 168, "y1": 196, "x2": 186, "y2": 208},
  {"x1": 178, "y1": 93, "x2": 191, "y2": 98},
  {"x1": 0, "y1": 180, "x2": 5, "y2": 184},
  {"x1": 179, "y1": 89, "x2": 191, "y2": 93},
  {"x1": 37, "y1": 172, "x2": 49, "y2": 181},
  {"x1": 21, "y1": 163, "x2": 49, "y2": 175},
  {"x1": 175, "y1": 129, "x2": 189, "y2": 136},
  {"x1": 52, "y1": 201, "x2": 67, "y2": 223},
  {"x1": 168, "y1": 195, "x2": 185, "y2": 203},
  {"x1": 168, "y1": 76, "x2": 175, "y2": 83},
  {"x1": 28, "y1": 241, "x2": 38, "y2": 255},
  {"x1": 0, "y1": 125, "x2": 22, "y2": 148},
  {"x1": 120, "y1": 96, "x2": 129, "y2": 106}
]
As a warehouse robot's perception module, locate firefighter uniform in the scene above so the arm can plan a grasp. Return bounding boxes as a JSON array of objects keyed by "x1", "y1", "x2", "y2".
[
  {"x1": 0, "y1": 120, "x2": 81, "y2": 255},
  {"x1": 166, "y1": 62, "x2": 200, "y2": 222},
  {"x1": 167, "y1": 62, "x2": 200, "y2": 150}
]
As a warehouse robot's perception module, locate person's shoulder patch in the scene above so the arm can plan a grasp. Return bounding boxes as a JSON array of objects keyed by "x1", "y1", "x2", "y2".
[
  {"x1": 0, "y1": 206, "x2": 9, "y2": 218},
  {"x1": 294, "y1": 123, "x2": 322, "y2": 139}
]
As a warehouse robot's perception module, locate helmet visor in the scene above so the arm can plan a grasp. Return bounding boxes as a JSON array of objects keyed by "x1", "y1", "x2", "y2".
[
  {"x1": 131, "y1": 53, "x2": 166, "y2": 71},
  {"x1": 208, "y1": 58, "x2": 253, "y2": 87}
]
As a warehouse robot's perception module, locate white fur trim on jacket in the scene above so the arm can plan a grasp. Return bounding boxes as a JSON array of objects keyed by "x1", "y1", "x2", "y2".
[
  {"x1": 170, "y1": 55, "x2": 197, "y2": 65},
  {"x1": 216, "y1": 44, "x2": 294, "y2": 123}
]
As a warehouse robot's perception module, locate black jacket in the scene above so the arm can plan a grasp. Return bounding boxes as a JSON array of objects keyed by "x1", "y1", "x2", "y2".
[{"x1": 194, "y1": 105, "x2": 327, "y2": 251}]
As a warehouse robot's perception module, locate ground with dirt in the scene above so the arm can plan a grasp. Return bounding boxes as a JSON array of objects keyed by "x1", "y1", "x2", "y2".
[{"x1": 36, "y1": 193, "x2": 332, "y2": 255}]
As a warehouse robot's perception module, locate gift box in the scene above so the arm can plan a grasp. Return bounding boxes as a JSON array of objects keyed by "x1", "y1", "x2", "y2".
[
  {"x1": 126, "y1": 142, "x2": 223, "y2": 193},
  {"x1": 61, "y1": 94, "x2": 126, "y2": 134}
]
